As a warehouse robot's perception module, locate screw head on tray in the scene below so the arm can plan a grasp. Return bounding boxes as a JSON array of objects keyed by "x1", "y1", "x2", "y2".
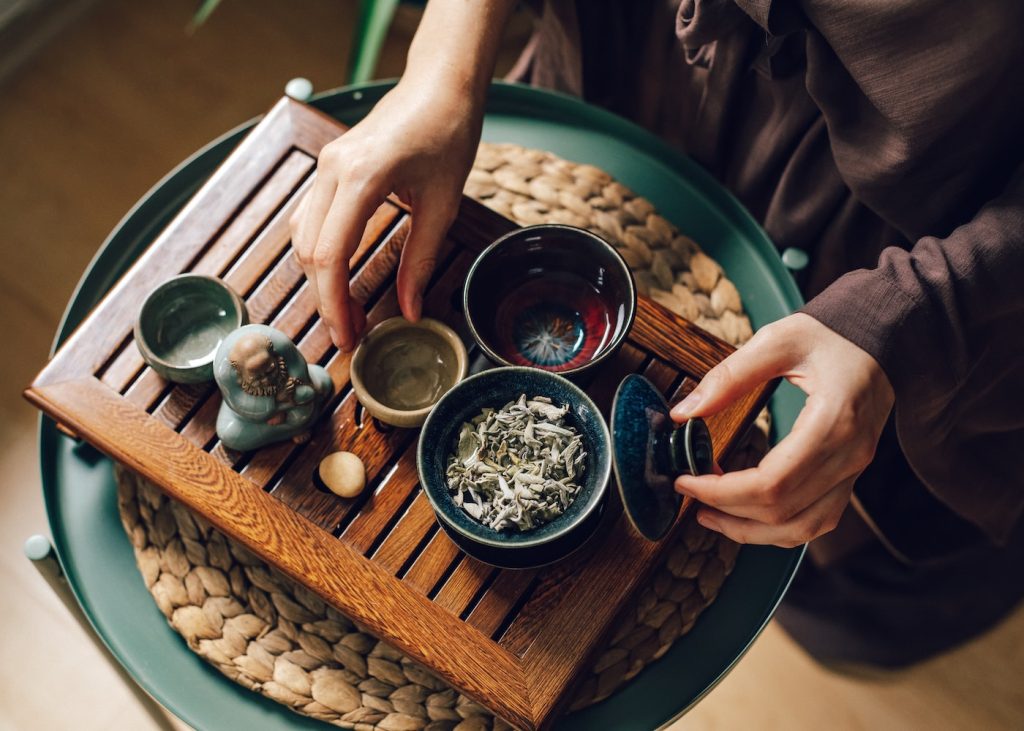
[
  {"x1": 462, "y1": 224, "x2": 637, "y2": 378},
  {"x1": 417, "y1": 366, "x2": 612, "y2": 569},
  {"x1": 350, "y1": 317, "x2": 469, "y2": 428},
  {"x1": 611, "y1": 374, "x2": 714, "y2": 541},
  {"x1": 135, "y1": 274, "x2": 248, "y2": 384}
]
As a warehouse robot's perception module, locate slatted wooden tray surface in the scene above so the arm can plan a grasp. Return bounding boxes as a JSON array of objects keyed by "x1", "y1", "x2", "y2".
[{"x1": 26, "y1": 98, "x2": 770, "y2": 730}]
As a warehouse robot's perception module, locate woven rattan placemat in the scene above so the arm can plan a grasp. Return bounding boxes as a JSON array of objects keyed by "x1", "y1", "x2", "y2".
[{"x1": 115, "y1": 142, "x2": 768, "y2": 730}]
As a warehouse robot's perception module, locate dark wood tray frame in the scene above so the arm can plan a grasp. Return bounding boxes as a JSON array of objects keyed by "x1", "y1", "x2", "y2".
[{"x1": 25, "y1": 98, "x2": 770, "y2": 729}]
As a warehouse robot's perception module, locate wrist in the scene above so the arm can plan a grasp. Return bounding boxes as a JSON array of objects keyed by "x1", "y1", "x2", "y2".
[
  {"x1": 388, "y1": 74, "x2": 485, "y2": 144},
  {"x1": 400, "y1": 0, "x2": 513, "y2": 109},
  {"x1": 399, "y1": 61, "x2": 489, "y2": 118}
]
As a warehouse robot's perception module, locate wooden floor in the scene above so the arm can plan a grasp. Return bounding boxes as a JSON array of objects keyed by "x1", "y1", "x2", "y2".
[{"x1": 0, "y1": 1, "x2": 1021, "y2": 729}]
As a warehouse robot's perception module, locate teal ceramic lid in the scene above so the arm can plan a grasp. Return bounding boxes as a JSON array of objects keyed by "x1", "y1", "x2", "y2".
[{"x1": 611, "y1": 374, "x2": 714, "y2": 541}]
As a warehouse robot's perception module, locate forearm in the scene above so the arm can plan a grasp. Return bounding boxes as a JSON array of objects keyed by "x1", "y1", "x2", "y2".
[{"x1": 402, "y1": 0, "x2": 516, "y2": 103}]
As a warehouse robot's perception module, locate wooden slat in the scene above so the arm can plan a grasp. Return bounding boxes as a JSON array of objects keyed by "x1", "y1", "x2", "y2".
[
  {"x1": 372, "y1": 493, "x2": 440, "y2": 574},
  {"x1": 447, "y1": 196, "x2": 517, "y2": 255},
  {"x1": 434, "y1": 557, "x2": 496, "y2": 617},
  {"x1": 583, "y1": 344, "x2": 649, "y2": 417},
  {"x1": 520, "y1": 516, "x2": 677, "y2": 722},
  {"x1": 235, "y1": 297, "x2": 392, "y2": 474},
  {"x1": 339, "y1": 444, "x2": 421, "y2": 553},
  {"x1": 262, "y1": 246, "x2": 471, "y2": 522},
  {"x1": 498, "y1": 551, "x2": 591, "y2": 659},
  {"x1": 467, "y1": 569, "x2": 538, "y2": 638},
  {"x1": 191, "y1": 150, "x2": 315, "y2": 279},
  {"x1": 267, "y1": 391, "x2": 413, "y2": 531},
  {"x1": 643, "y1": 356, "x2": 680, "y2": 394},
  {"x1": 149, "y1": 382, "x2": 215, "y2": 429},
  {"x1": 402, "y1": 527, "x2": 463, "y2": 596},
  {"x1": 631, "y1": 298, "x2": 732, "y2": 376}
]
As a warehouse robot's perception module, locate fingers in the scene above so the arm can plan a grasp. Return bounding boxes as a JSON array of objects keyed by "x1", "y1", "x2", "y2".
[
  {"x1": 675, "y1": 394, "x2": 867, "y2": 520},
  {"x1": 314, "y1": 186, "x2": 384, "y2": 351},
  {"x1": 396, "y1": 191, "x2": 457, "y2": 321},
  {"x1": 694, "y1": 476, "x2": 854, "y2": 548},
  {"x1": 291, "y1": 180, "x2": 331, "y2": 310},
  {"x1": 667, "y1": 313, "x2": 893, "y2": 548},
  {"x1": 292, "y1": 164, "x2": 451, "y2": 348},
  {"x1": 671, "y1": 322, "x2": 802, "y2": 421}
]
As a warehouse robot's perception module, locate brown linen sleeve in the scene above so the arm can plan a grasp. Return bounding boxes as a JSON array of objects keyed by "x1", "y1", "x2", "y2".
[
  {"x1": 802, "y1": 168, "x2": 1024, "y2": 544},
  {"x1": 733, "y1": 0, "x2": 1024, "y2": 542}
]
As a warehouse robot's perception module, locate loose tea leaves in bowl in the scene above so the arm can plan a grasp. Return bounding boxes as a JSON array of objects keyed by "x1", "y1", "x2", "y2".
[{"x1": 445, "y1": 394, "x2": 587, "y2": 532}]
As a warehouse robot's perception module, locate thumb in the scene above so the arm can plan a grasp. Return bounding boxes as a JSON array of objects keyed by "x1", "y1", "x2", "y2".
[
  {"x1": 670, "y1": 324, "x2": 795, "y2": 421},
  {"x1": 396, "y1": 192, "x2": 456, "y2": 321}
]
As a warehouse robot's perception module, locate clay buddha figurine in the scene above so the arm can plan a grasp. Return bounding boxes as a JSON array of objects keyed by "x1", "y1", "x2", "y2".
[{"x1": 214, "y1": 324, "x2": 333, "y2": 451}]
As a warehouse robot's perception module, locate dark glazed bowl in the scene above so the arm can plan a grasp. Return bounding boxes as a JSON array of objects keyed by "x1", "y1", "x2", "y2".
[
  {"x1": 416, "y1": 366, "x2": 612, "y2": 569},
  {"x1": 135, "y1": 274, "x2": 248, "y2": 383},
  {"x1": 463, "y1": 224, "x2": 636, "y2": 377}
]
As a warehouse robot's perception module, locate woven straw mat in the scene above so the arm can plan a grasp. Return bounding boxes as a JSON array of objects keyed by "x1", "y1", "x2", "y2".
[{"x1": 115, "y1": 142, "x2": 771, "y2": 730}]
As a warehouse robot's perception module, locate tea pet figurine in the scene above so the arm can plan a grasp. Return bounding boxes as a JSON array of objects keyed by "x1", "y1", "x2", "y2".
[{"x1": 214, "y1": 324, "x2": 333, "y2": 451}]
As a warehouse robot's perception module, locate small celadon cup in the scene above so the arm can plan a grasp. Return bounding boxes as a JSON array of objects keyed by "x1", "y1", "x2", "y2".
[
  {"x1": 135, "y1": 274, "x2": 248, "y2": 384},
  {"x1": 350, "y1": 317, "x2": 469, "y2": 428}
]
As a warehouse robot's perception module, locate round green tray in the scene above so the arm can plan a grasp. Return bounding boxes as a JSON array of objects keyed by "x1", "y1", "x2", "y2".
[{"x1": 40, "y1": 81, "x2": 805, "y2": 730}]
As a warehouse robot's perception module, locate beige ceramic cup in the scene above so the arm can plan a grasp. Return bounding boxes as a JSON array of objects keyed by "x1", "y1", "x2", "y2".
[{"x1": 350, "y1": 317, "x2": 469, "y2": 428}]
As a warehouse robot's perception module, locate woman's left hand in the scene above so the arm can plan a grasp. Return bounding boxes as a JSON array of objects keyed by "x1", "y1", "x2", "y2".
[{"x1": 672, "y1": 313, "x2": 894, "y2": 548}]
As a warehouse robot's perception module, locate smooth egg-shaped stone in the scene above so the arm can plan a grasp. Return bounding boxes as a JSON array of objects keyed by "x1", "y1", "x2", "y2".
[{"x1": 319, "y1": 452, "x2": 366, "y2": 498}]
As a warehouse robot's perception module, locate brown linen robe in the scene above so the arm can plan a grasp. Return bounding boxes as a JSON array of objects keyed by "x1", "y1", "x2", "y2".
[{"x1": 515, "y1": 0, "x2": 1024, "y2": 662}]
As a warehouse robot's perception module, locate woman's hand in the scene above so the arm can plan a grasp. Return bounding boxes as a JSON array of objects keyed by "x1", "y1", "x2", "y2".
[
  {"x1": 289, "y1": 0, "x2": 514, "y2": 352},
  {"x1": 289, "y1": 80, "x2": 481, "y2": 351},
  {"x1": 672, "y1": 313, "x2": 894, "y2": 547}
]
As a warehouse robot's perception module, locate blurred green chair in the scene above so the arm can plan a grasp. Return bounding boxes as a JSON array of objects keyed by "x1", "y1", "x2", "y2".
[
  {"x1": 193, "y1": 0, "x2": 416, "y2": 84},
  {"x1": 348, "y1": 0, "x2": 403, "y2": 84}
]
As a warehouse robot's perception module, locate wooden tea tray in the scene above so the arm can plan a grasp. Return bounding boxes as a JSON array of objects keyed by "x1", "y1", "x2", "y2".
[{"x1": 26, "y1": 98, "x2": 770, "y2": 730}]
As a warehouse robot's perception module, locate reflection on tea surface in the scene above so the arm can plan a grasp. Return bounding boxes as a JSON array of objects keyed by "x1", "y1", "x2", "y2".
[
  {"x1": 153, "y1": 300, "x2": 233, "y2": 366},
  {"x1": 361, "y1": 327, "x2": 459, "y2": 410},
  {"x1": 490, "y1": 270, "x2": 624, "y2": 372}
]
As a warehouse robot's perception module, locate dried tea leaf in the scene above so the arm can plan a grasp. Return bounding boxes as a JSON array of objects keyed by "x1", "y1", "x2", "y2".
[{"x1": 444, "y1": 394, "x2": 587, "y2": 532}]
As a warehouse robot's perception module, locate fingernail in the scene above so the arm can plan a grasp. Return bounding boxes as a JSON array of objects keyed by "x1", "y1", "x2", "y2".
[
  {"x1": 409, "y1": 293, "x2": 423, "y2": 322},
  {"x1": 674, "y1": 476, "x2": 692, "y2": 495},
  {"x1": 328, "y1": 326, "x2": 342, "y2": 348},
  {"x1": 697, "y1": 511, "x2": 720, "y2": 532},
  {"x1": 672, "y1": 391, "x2": 702, "y2": 418}
]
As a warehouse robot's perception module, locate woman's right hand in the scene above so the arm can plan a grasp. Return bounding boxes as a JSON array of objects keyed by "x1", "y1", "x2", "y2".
[{"x1": 290, "y1": 77, "x2": 483, "y2": 352}]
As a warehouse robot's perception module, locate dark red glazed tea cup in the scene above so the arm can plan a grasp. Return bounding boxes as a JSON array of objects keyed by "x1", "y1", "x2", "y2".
[{"x1": 463, "y1": 224, "x2": 637, "y2": 377}]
